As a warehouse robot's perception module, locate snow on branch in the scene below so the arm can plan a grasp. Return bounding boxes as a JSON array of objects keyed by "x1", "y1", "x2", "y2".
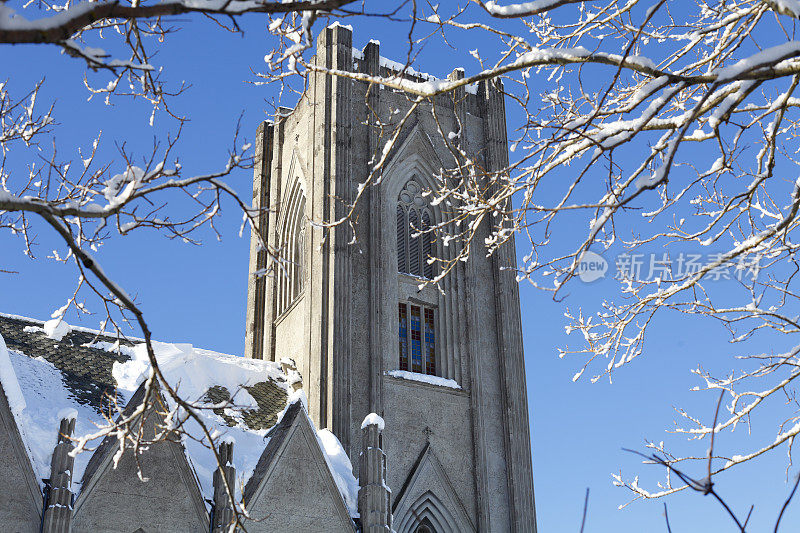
[
  {"x1": 249, "y1": 0, "x2": 800, "y2": 507},
  {"x1": 8, "y1": 0, "x2": 800, "y2": 520},
  {"x1": 475, "y1": 0, "x2": 586, "y2": 18},
  {"x1": 0, "y1": 0, "x2": 356, "y2": 44}
]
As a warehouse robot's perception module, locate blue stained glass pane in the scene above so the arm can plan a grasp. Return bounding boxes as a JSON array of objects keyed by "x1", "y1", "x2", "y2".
[
  {"x1": 425, "y1": 308, "x2": 435, "y2": 375},
  {"x1": 410, "y1": 305, "x2": 422, "y2": 373},
  {"x1": 398, "y1": 303, "x2": 408, "y2": 371}
]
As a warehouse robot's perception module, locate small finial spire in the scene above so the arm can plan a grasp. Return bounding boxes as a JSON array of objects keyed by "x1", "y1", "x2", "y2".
[
  {"x1": 358, "y1": 413, "x2": 392, "y2": 532},
  {"x1": 211, "y1": 439, "x2": 236, "y2": 532},
  {"x1": 42, "y1": 412, "x2": 76, "y2": 533}
]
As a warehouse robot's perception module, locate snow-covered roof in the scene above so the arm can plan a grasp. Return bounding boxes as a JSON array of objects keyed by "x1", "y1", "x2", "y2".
[{"x1": 0, "y1": 313, "x2": 357, "y2": 514}]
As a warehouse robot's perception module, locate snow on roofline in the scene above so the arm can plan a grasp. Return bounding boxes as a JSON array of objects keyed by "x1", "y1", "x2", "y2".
[
  {"x1": 56, "y1": 407, "x2": 78, "y2": 421},
  {"x1": 327, "y1": 21, "x2": 353, "y2": 31},
  {"x1": 0, "y1": 311, "x2": 146, "y2": 342},
  {"x1": 0, "y1": 312, "x2": 291, "y2": 502},
  {"x1": 350, "y1": 44, "x2": 452, "y2": 86},
  {"x1": 0, "y1": 312, "x2": 249, "y2": 360},
  {"x1": 379, "y1": 55, "x2": 439, "y2": 82}
]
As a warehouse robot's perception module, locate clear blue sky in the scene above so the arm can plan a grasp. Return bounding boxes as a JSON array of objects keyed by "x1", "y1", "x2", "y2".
[{"x1": 2, "y1": 8, "x2": 799, "y2": 532}]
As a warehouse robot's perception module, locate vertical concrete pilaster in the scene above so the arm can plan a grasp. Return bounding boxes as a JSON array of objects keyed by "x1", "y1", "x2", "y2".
[
  {"x1": 265, "y1": 108, "x2": 290, "y2": 364},
  {"x1": 447, "y1": 68, "x2": 467, "y2": 151},
  {"x1": 482, "y1": 78, "x2": 538, "y2": 533},
  {"x1": 364, "y1": 39, "x2": 384, "y2": 421},
  {"x1": 331, "y1": 26, "x2": 354, "y2": 448},
  {"x1": 311, "y1": 24, "x2": 354, "y2": 436},
  {"x1": 245, "y1": 121, "x2": 274, "y2": 360}
]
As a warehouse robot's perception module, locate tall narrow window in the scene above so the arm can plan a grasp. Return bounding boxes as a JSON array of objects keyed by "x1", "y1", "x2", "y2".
[
  {"x1": 397, "y1": 206, "x2": 408, "y2": 274},
  {"x1": 397, "y1": 178, "x2": 435, "y2": 279},
  {"x1": 398, "y1": 303, "x2": 409, "y2": 371},
  {"x1": 277, "y1": 179, "x2": 306, "y2": 316},
  {"x1": 410, "y1": 305, "x2": 422, "y2": 373},
  {"x1": 422, "y1": 210, "x2": 434, "y2": 279},
  {"x1": 408, "y1": 209, "x2": 421, "y2": 276},
  {"x1": 424, "y1": 308, "x2": 436, "y2": 375},
  {"x1": 397, "y1": 302, "x2": 436, "y2": 376}
]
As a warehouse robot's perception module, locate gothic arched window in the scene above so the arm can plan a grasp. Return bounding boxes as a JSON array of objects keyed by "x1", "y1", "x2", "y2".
[
  {"x1": 397, "y1": 177, "x2": 438, "y2": 376},
  {"x1": 277, "y1": 179, "x2": 306, "y2": 316},
  {"x1": 397, "y1": 178, "x2": 435, "y2": 279}
]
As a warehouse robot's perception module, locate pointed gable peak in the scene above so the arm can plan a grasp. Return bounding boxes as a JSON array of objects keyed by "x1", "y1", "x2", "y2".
[{"x1": 242, "y1": 399, "x2": 357, "y2": 531}]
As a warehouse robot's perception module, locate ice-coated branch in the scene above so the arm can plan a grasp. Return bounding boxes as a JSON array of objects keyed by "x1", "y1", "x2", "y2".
[
  {"x1": 473, "y1": 0, "x2": 589, "y2": 18},
  {"x1": 9, "y1": 0, "x2": 800, "y2": 521},
  {"x1": 0, "y1": 0, "x2": 357, "y2": 44}
]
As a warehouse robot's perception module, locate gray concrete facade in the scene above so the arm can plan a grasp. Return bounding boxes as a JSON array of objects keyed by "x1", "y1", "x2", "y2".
[
  {"x1": 71, "y1": 393, "x2": 210, "y2": 533},
  {"x1": 244, "y1": 25, "x2": 537, "y2": 532},
  {"x1": 242, "y1": 402, "x2": 357, "y2": 532},
  {"x1": 0, "y1": 382, "x2": 42, "y2": 533}
]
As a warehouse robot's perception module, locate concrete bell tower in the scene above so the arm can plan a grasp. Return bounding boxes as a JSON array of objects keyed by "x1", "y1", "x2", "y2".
[{"x1": 244, "y1": 25, "x2": 537, "y2": 532}]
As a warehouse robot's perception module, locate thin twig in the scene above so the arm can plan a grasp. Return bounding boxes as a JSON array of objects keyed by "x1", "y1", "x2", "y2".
[
  {"x1": 706, "y1": 389, "x2": 726, "y2": 494},
  {"x1": 663, "y1": 502, "x2": 672, "y2": 533},
  {"x1": 579, "y1": 487, "x2": 589, "y2": 533},
  {"x1": 775, "y1": 472, "x2": 800, "y2": 532}
]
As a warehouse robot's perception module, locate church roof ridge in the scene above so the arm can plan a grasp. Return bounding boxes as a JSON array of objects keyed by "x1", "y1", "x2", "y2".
[
  {"x1": 0, "y1": 313, "x2": 290, "y2": 502},
  {"x1": 0, "y1": 311, "x2": 145, "y2": 342}
]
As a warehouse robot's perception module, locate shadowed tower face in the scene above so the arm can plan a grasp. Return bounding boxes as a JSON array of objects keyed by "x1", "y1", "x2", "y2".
[{"x1": 244, "y1": 25, "x2": 537, "y2": 533}]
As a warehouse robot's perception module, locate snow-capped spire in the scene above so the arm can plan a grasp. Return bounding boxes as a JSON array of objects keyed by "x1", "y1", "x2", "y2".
[
  {"x1": 358, "y1": 413, "x2": 391, "y2": 532},
  {"x1": 42, "y1": 415, "x2": 76, "y2": 533}
]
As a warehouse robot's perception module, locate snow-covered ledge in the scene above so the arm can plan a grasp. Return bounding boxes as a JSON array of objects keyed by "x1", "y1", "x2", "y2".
[{"x1": 385, "y1": 370, "x2": 461, "y2": 390}]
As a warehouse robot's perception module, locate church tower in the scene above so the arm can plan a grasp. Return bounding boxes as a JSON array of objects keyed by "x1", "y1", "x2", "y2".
[{"x1": 244, "y1": 25, "x2": 537, "y2": 532}]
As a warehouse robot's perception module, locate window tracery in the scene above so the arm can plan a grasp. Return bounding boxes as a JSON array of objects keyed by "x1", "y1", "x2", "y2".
[
  {"x1": 396, "y1": 177, "x2": 438, "y2": 376},
  {"x1": 396, "y1": 178, "x2": 435, "y2": 280},
  {"x1": 277, "y1": 178, "x2": 306, "y2": 316}
]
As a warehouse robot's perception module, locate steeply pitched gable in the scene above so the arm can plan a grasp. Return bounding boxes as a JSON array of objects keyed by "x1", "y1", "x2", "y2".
[
  {"x1": 242, "y1": 401, "x2": 356, "y2": 532},
  {"x1": 72, "y1": 382, "x2": 209, "y2": 532}
]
